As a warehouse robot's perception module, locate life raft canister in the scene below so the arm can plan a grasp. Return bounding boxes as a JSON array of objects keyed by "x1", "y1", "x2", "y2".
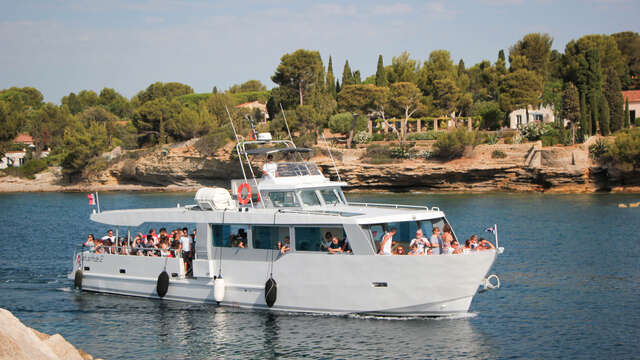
[{"x1": 237, "y1": 182, "x2": 252, "y2": 205}]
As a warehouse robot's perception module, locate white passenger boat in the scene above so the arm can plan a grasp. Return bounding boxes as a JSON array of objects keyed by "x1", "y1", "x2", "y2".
[{"x1": 69, "y1": 132, "x2": 503, "y2": 317}]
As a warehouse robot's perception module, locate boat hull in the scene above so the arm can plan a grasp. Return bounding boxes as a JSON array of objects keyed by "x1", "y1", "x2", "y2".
[{"x1": 70, "y1": 250, "x2": 496, "y2": 317}]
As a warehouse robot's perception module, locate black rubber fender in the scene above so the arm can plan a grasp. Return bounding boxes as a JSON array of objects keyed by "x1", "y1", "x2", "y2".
[
  {"x1": 265, "y1": 278, "x2": 277, "y2": 307},
  {"x1": 157, "y1": 271, "x2": 169, "y2": 297},
  {"x1": 74, "y1": 270, "x2": 83, "y2": 289}
]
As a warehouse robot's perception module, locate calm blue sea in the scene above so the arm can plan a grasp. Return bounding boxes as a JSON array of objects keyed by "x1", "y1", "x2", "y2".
[{"x1": 0, "y1": 192, "x2": 639, "y2": 359}]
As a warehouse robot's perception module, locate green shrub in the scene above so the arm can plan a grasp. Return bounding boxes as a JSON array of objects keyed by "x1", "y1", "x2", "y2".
[
  {"x1": 371, "y1": 133, "x2": 385, "y2": 141},
  {"x1": 483, "y1": 133, "x2": 499, "y2": 145},
  {"x1": 390, "y1": 142, "x2": 416, "y2": 159},
  {"x1": 602, "y1": 128, "x2": 640, "y2": 169},
  {"x1": 2, "y1": 159, "x2": 48, "y2": 179},
  {"x1": 491, "y1": 150, "x2": 507, "y2": 159},
  {"x1": 407, "y1": 131, "x2": 438, "y2": 141},
  {"x1": 194, "y1": 132, "x2": 229, "y2": 156},
  {"x1": 433, "y1": 128, "x2": 477, "y2": 160},
  {"x1": 82, "y1": 157, "x2": 108, "y2": 178},
  {"x1": 589, "y1": 138, "x2": 609, "y2": 160},
  {"x1": 353, "y1": 130, "x2": 372, "y2": 145},
  {"x1": 363, "y1": 144, "x2": 393, "y2": 164}
]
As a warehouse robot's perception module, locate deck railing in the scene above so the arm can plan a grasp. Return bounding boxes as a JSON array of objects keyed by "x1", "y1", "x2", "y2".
[{"x1": 348, "y1": 202, "x2": 439, "y2": 211}]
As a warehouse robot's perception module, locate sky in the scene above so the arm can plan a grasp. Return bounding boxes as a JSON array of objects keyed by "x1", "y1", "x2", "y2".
[{"x1": 1, "y1": 0, "x2": 638, "y2": 103}]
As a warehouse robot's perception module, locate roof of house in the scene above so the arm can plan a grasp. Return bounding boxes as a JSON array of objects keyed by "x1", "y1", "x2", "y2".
[
  {"x1": 622, "y1": 90, "x2": 640, "y2": 103},
  {"x1": 236, "y1": 101, "x2": 266, "y2": 109},
  {"x1": 13, "y1": 133, "x2": 33, "y2": 144}
]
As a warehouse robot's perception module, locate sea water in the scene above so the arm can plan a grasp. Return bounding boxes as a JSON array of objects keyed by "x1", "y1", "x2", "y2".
[{"x1": 0, "y1": 192, "x2": 638, "y2": 359}]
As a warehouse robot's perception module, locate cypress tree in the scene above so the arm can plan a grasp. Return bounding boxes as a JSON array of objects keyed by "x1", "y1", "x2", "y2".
[
  {"x1": 353, "y1": 70, "x2": 361, "y2": 84},
  {"x1": 604, "y1": 68, "x2": 624, "y2": 132},
  {"x1": 375, "y1": 55, "x2": 388, "y2": 87},
  {"x1": 590, "y1": 93, "x2": 599, "y2": 135},
  {"x1": 336, "y1": 79, "x2": 341, "y2": 94},
  {"x1": 580, "y1": 92, "x2": 591, "y2": 137},
  {"x1": 624, "y1": 98, "x2": 630, "y2": 128},
  {"x1": 457, "y1": 59, "x2": 466, "y2": 77},
  {"x1": 342, "y1": 60, "x2": 354, "y2": 86},
  {"x1": 496, "y1": 50, "x2": 507, "y2": 75},
  {"x1": 598, "y1": 94, "x2": 610, "y2": 136},
  {"x1": 326, "y1": 56, "x2": 337, "y2": 98}
]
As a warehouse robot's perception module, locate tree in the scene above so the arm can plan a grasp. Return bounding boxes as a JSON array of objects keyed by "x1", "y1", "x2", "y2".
[
  {"x1": 580, "y1": 92, "x2": 591, "y2": 137},
  {"x1": 375, "y1": 55, "x2": 388, "y2": 87},
  {"x1": 0, "y1": 100, "x2": 17, "y2": 142},
  {"x1": 353, "y1": 70, "x2": 362, "y2": 84},
  {"x1": 590, "y1": 92, "x2": 599, "y2": 135},
  {"x1": 99, "y1": 87, "x2": 131, "y2": 118},
  {"x1": 342, "y1": 60, "x2": 354, "y2": 86},
  {"x1": 509, "y1": 33, "x2": 553, "y2": 79},
  {"x1": 136, "y1": 82, "x2": 194, "y2": 105},
  {"x1": 132, "y1": 98, "x2": 181, "y2": 144},
  {"x1": 419, "y1": 50, "x2": 461, "y2": 117},
  {"x1": 472, "y1": 101, "x2": 504, "y2": 130},
  {"x1": 612, "y1": 31, "x2": 640, "y2": 89},
  {"x1": 337, "y1": 84, "x2": 389, "y2": 148},
  {"x1": 604, "y1": 68, "x2": 625, "y2": 132},
  {"x1": 227, "y1": 80, "x2": 267, "y2": 93},
  {"x1": 499, "y1": 69, "x2": 543, "y2": 122},
  {"x1": 271, "y1": 49, "x2": 324, "y2": 106},
  {"x1": 563, "y1": 34, "x2": 625, "y2": 88},
  {"x1": 598, "y1": 94, "x2": 610, "y2": 136},
  {"x1": 542, "y1": 79, "x2": 563, "y2": 119},
  {"x1": 561, "y1": 83, "x2": 581, "y2": 143},
  {"x1": 624, "y1": 98, "x2": 630, "y2": 128},
  {"x1": 77, "y1": 106, "x2": 120, "y2": 146},
  {"x1": 328, "y1": 112, "x2": 367, "y2": 144},
  {"x1": 326, "y1": 56, "x2": 337, "y2": 98},
  {"x1": 496, "y1": 50, "x2": 507, "y2": 76},
  {"x1": 468, "y1": 60, "x2": 499, "y2": 101},
  {"x1": 28, "y1": 103, "x2": 73, "y2": 154},
  {"x1": 387, "y1": 51, "x2": 419, "y2": 84},
  {"x1": 388, "y1": 82, "x2": 424, "y2": 146}
]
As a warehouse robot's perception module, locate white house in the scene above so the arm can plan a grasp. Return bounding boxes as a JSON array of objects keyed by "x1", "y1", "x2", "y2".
[
  {"x1": 509, "y1": 104, "x2": 555, "y2": 129},
  {"x1": 0, "y1": 151, "x2": 27, "y2": 169},
  {"x1": 622, "y1": 90, "x2": 640, "y2": 124},
  {"x1": 235, "y1": 101, "x2": 269, "y2": 122}
]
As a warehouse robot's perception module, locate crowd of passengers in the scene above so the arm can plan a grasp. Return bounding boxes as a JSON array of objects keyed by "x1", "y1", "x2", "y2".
[
  {"x1": 377, "y1": 224, "x2": 495, "y2": 256},
  {"x1": 83, "y1": 228, "x2": 195, "y2": 273}
]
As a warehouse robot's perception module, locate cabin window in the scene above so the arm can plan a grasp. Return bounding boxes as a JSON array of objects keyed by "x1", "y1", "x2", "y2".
[
  {"x1": 365, "y1": 219, "x2": 447, "y2": 253},
  {"x1": 212, "y1": 224, "x2": 248, "y2": 248},
  {"x1": 319, "y1": 189, "x2": 340, "y2": 205},
  {"x1": 267, "y1": 191, "x2": 299, "y2": 207},
  {"x1": 294, "y1": 226, "x2": 345, "y2": 252},
  {"x1": 252, "y1": 226, "x2": 290, "y2": 250},
  {"x1": 300, "y1": 190, "x2": 321, "y2": 206}
]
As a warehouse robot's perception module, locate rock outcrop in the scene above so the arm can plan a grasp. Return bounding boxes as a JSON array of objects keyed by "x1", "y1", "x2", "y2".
[{"x1": 0, "y1": 308, "x2": 96, "y2": 360}]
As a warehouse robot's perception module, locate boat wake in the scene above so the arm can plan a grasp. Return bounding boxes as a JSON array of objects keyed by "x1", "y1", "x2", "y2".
[{"x1": 347, "y1": 312, "x2": 478, "y2": 321}]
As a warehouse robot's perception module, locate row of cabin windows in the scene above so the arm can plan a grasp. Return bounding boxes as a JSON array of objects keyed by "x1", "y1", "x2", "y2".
[
  {"x1": 212, "y1": 224, "x2": 345, "y2": 252},
  {"x1": 261, "y1": 188, "x2": 345, "y2": 208}
]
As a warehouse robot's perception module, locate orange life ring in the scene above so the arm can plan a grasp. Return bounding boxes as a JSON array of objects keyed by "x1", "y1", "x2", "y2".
[{"x1": 237, "y1": 182, "x2": 252, "y2": 205}]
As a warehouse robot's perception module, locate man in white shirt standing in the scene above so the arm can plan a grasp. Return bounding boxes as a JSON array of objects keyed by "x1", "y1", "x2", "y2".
[
  {"x1": 102, "y1": 229, "x2": 116, "y2": 242},
  {"x1": 262, "y1": 154, "x2": 277, "y2": 179},
  {"x1": 410, "y1": 229, "x2": 430, "y2": 255},
  {"x1": 179, "y1": 228, "x2": 192, "y2": 275}
]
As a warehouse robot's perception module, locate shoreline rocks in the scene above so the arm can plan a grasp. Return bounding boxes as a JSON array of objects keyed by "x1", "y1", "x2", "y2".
[{"x1": 0, "y1": 308, "x2": 97, "y2": 360}]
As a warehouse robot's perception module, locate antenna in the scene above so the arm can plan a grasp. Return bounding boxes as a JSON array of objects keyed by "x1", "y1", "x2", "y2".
[
  {"x1": 279, "y1": 103, "x2": 295, "y2": 145},
  {"x1": 322, "y1": 133, "x2": 342, "y2": 182},
  {"x1": 225, "y1": 106, "x2": 253, "y2": 208}
]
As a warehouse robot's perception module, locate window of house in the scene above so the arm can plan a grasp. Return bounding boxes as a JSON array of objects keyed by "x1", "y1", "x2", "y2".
[
  {"x1": 294, "y1": 226, "x2": 344, "y2": 252},
  {"x1": 252, "y1": 226, "x2": 290, "y2": 250},
  {"x1": 516, "y1": 115, "x2": 522, "y2": 126},
  {"x1": 535, "y1": 114, "x2": 543, "y2": 121},
  {"x1": 212, "y1": 224, "x2": 249, "y2": 248}
]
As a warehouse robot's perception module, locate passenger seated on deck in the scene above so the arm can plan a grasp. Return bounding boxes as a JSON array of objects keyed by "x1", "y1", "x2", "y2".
[
  {"x1": 328, "y1": 237, "x2": 343, "y2": 254},
  {"x1": 280, "y1": 236, "x2": 291, "y2": 254},
  {"x1": 469, "y1": 235, "x2": 479, "y2": 251},
  {"x1": 262, "y1": 154, "x2": 278, "y2": 179},
  {"x1": 119, "y1": 239, "x2": 129, "y2": 255},
  {"x1": 450, "y1": 239, "x2": 462, "y2": 254},
  {"x1": 83, "y1": 234, "x2": 96, "y2": 251},
  {"x1": 408, "y1": 243, "x2": 421, "y2": 256},
  {"x1": 478, "y1": 237, "x2": 495, "y2": 250},
  {"x1": 321, "y1": 232, "x2": 333, "y2": 250},
  {"x1": 409, "y1": 229, "x2": 429, "y2": 255},
  {"x1": 393, "y1": 246, "x2": 405, "y2": 255},
  {"x1": 341, "y1": 238, "x2": 352, "y2": 254},
  {"x1": 95, "y1": 239, "x2": 105, "y2": 254},
  {"x1": 430, "y1": 227, "x2": 443, "y2": 255}
]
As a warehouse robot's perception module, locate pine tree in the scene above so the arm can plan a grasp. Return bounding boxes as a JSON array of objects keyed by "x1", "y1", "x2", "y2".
[
  {"x1": 562, "y1": 83, "x2": 581, "y2": 143},
  {"x1": 375, "y1": 55, "x2": 388, "y2": 87},
  {"x1": 342, "y1": 60, "x2": 354, "y2": 86},
  {"x1": 604, "y1": 68, "x2": 624, "y2": 132},
  {"x1": 326, "y1": 56, "x2": 337, "y2": 98},
  {"x1": 624, "y1": 98, "x2": 630, "y2": 128},
  {"x1": 457, "y1": 59, "x2": 466, "y2": 77},
  {"x1": 598, "y1": 94, "x2": 610, "y2": 136}
]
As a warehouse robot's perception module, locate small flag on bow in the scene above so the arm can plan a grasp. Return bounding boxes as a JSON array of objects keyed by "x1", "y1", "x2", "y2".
[
  {"x1": 88, "y1": 193, "x2": 95, "y2": 205},
  {"x1": 485, "y1": 226, "x2": 495, "y2": 234}
]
